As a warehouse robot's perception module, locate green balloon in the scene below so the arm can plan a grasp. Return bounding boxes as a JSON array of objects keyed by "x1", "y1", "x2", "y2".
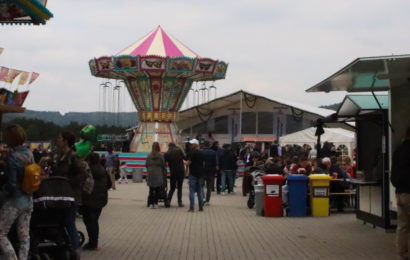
[
  {"x1": 80, "y1": 125, "x2": 96, "y2": 142},
  {"x1": 75, "y1": 140, "x2": 92, "y2": 159}
]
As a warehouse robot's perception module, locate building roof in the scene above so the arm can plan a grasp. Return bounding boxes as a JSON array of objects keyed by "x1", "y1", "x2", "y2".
[
  {"x1": 306, "y1": 54, "x2": 410, "y2": 93},
  {"x1": 178, "y1": 89, "x2": 336, "y2": 120},
  {"x1": 116, "y1": 26, "x2": 199, "y2": 58}
]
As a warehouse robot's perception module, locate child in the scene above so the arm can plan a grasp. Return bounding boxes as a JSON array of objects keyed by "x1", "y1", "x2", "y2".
[{"x1": 118, "y1": 161, "x2": 128, "y2": 184}]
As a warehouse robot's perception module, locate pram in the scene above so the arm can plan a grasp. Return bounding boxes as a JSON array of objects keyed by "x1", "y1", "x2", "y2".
[
  {"x1": 29, "y1": 176, "x2": 84, "y2": 259},
  {"x1": 247, "y1": 166, "x2": 265, "y2": 209},
  {"x1": 147, "y1": 185, "x2": 170, "y2": 208}
]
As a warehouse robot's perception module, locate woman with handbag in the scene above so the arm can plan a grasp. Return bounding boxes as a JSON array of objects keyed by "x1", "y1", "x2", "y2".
[
  {"x1": 0, "y1": 125, "x2": 33, "y2": 260},
  {"x1": 146, "y1": 142, "x2": 167, "y2": 209}
]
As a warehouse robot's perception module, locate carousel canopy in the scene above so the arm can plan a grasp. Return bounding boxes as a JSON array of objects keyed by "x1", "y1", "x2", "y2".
[
  {"x1": 89, "y1": 26, "x2": 228, "y2": 82},
  {"x1": 0, "y1": 0, "x2": 53, "y2": 25},
  {"x1": 116, "y1": 26, "x2": 198, "y2": 58}
]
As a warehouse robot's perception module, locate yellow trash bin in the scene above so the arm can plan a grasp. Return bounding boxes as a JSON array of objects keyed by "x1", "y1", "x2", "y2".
[{"x1": 309, "y1": 174, "x2": 332, "y2": 217}]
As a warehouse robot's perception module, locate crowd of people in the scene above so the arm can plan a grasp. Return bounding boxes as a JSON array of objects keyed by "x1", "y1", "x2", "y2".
[
  {"x1": 0, "y1": 125, "x2": 111, "y2": 259},
  {"x1": 145, "y1": 139, "x2": 238, "y2": 212}
]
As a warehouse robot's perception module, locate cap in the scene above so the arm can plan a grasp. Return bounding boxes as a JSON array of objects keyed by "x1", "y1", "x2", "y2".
[{"x1": 189, "y1": 139, "x2": 199, "y2": 145}]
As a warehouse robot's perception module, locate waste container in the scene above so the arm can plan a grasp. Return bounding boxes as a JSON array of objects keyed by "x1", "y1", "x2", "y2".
[
  {"x1": 132, "y1": 168, "x2": 143, "y2": 183},
  {"x1": 254, "y1": 184, "x2": 264, "y2": 216},
  {"x1": 262, "y1": 174, "x2": 285, "y2": 217},
  {"x1": 287, "y1": 174, "x2": 309, "y2": 217},
  {"x1": 309, "y1": 174, "x2": 332, "y2": 217}
]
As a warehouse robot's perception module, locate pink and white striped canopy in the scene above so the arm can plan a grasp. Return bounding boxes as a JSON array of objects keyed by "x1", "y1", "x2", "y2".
[{"x1": 116, "y1": 26, "x2": 199, "y2": 58}]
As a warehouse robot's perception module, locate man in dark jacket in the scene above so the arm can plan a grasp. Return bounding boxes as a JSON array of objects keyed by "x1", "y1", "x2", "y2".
[
  {"x1": 219, "y1": 144, "x2": 237, "y2": 195},
  {"x1": 82, "y1": 153, "x2": 111, "y2": 251},
  {"x1": 200, "y1": 141, "x2": 217, "y2": 206},
  {"x1": 186, "y1": 139, "x2": 204, "y2": 212},
  {"x1": 164, "y1": 143, "x2": 186, "y2": 207},
  {"x1": 391, "y1": 127, "x2": 410, "y2": 259},
  {"x1": 211, "y1": 141, "x2": 224, "y2": 194}
]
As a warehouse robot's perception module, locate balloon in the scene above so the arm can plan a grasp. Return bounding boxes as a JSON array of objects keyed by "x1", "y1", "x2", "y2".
[
  {"x1": 75, "y1": 140, "x2": 92, "y2": 159},
  {"x1": 80, "y1": 125, "x2": 97, "y2": 142}
]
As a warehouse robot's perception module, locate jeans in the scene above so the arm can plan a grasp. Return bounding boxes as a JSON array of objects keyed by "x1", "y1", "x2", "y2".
[
  {"x1": 221, "y1": 170, "x2": 234, "y2": 193},
  {"x1": 64, "y1": 205, "x2": 79, "y2": 251},
  {"x1": 203, "y1": 176, "x2": 214, "y2": 202},
  {"x1": 168, "y1": 172, "x2": 185, "y2": 204},
  {"x1": 82, "y1": 206, "x2": 102, "y2": 247},
  {"x1": 189, "y1": 175, "x2": 203, "y2": 210},
  {"x1": 396, "y1": 193, "x2": 410, "y2": 260}
]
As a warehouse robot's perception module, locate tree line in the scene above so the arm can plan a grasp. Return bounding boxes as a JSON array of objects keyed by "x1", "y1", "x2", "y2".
[{"x1": 1, "y1": 118, "x2": 127, "y2": 143}]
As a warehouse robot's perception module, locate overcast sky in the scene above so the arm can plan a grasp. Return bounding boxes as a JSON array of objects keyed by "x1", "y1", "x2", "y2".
[{"x1": 1, "y1": 0, "x2": 409, "y2": 114}]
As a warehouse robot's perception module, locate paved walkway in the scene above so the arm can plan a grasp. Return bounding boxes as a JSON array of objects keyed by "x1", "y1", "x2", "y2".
[{"x1": 78, "y1": 180, "x2": 395, "y2": 260}]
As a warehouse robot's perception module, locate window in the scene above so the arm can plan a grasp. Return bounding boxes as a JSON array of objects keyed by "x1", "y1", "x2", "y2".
[
  {"x1": 258, "y1": 112, "x2": 273, "y2": 134},
  {"x1": 214, "y1": 116, "x2": 228, "y2": 133},
  {"x1": 241, "y1": 112, "x2": 256, "y2": 134}
]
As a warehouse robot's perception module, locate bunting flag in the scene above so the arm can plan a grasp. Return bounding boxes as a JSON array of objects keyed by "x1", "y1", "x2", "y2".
[
  {"x1": 13, "y1": 91, "x2": 29, "y2": 107},
  {"x1": 6, "y1": 69, "x2": 22, "y2": 83},
  {"x1": 0, "y1": 67, "x2": 8, "y2": 82},
  {"x1": 0, "y1": 48, "x2": 4, "y2": 56},
  {"x1": 18, "y1": 71, "x2": 30, "y2": 85},
  {"x1": 28, "y1": 72, "x2": 40, "y2": 84}
]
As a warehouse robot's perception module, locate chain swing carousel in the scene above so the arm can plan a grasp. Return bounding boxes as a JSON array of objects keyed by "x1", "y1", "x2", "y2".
[{"x1": 89, "y1": 26, "x2": 228, "y2": 153}]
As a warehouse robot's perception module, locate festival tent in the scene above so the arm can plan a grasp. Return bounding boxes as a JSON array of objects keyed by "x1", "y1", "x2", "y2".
[{"x1": 279, "y1": 127, "x2": 355, "y2": 156}]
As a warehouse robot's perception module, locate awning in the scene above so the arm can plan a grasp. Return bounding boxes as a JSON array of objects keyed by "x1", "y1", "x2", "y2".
[
  {"x1": 0, "y1": 0, "x2": 53, "y2": 25},
  {"x1": 337, "y1": 94, "x2": 388, "y2": 118},
  {"x1": 306, "y1": 54, "x2": 410, "y2": 93},
  {"x1": 243, "y1": 137, "x2": 276, "y2": 142}
]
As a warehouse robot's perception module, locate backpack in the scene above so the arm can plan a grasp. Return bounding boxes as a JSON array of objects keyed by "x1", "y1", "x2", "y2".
[
  {"x1": 82, "y1": 160, "x2": 94, "y2": 194},
  {"x1": 16, "y1": 152, "x2": 42, "y2": 194}
]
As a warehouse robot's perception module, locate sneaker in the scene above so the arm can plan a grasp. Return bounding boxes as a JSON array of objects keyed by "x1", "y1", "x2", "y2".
[
  {"x1": 150, "y1": 205, "x2": 154, "y2": 209},
  {"x1": 83, "y1": 243, "x2": 98, "y2": 251},
  {"x1": 178, "y1": 203, "x2": 184, "y2": 207},
  {"x1": 205, "y1": 202, "x2": 210, "y2": 206},
  {"x1": 222, "y1": 192, "x2": 226, "y2": 196},
  {"x1": 199, "y1": 208, "x2": 204, "y2": 212},
  {"x1": 187, "y1": 209, "x2": 194, "y2": 213},
  {"x1": 153, "y1": 204, "x2": 159, "y2": 209}
]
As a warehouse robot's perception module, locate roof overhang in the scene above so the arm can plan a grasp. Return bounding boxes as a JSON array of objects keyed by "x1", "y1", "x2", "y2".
[
  {"x1": 0, "y1": 0, "x2": 53, "y2": 25},
  {"x1": 306, "y1": 54, "x2": 410, "y2": 93},
  {"x1": 336, "y1": 94, "x2": 388, "y2": 118}
]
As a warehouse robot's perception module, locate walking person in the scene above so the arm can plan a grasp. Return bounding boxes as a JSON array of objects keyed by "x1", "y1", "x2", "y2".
[
  {"x1": 211, "y1": 141, "x2": 223, "y2": 194},
  {"x1": 146, "y1": 142, "x2": 167, "y2": 209},
  {"x1": 118, "y1": 161, "x2": 128, "y2": 184},
  {"x1": 391, "y1": 127, "x2": 410, "y2": 260},
  {"x1": 0, "y1": 125, "x2": 33, "y2": 260},
  {"x1": 105, "y1": 149, "x2": 116, "y2": 190},
  {"x1": 164, "y1": 143, "x2": 185, "y2": 207},
  {"x1": 186, "y1": 139, "x2": 204, "y2": 212},
  {"x1": 54, "y1": 131, "x2": 88, "y2": 258},
  {"x1": 82, "y1": 153, "x2": 111, "y2": 251},
  {"x1": 201, "y1": 141, "x2": 217, "y2": 206},
  {"x1": 219, "y1": 144, "x2": 237, "y2": 195}
]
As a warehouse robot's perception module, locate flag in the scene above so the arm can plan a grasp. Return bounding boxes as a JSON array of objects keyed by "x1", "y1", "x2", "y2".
[
  {"x1": 18, "y1": 71, "x2": 30, "y2": 85},
  {"x1": 0, "y1": 67, "x2": 8, "y2": 82},
  {"x1": 28, "y1": 72, "x2": 40, "y2": 84},
  {"x1": 6, "y1": 69, "x2": 22, "y2": 83},
  {"x1": 13, "y1": 91, "x2": 29, "y2": 106},
  {"x1": 0, "y1": 48, "x2": 4, "y2": 56}
]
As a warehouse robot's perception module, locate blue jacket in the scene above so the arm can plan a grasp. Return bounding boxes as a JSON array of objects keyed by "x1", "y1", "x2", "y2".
[
  {"x1": 201, "y1": 147, "x2": 217, "y2": 177},
  {"x1": 7, "y1": 145, "x2": 33, "y2": 210}
]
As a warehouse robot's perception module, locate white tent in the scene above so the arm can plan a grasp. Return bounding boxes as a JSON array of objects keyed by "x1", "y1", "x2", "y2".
[{"x1": 279, "y1": 127, "x2": 355, "y2": 156}]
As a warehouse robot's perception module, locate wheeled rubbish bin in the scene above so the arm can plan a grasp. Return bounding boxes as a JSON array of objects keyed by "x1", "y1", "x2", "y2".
[
  {"x1": 309, "y1": 174, "x2": 332, "y2": 217},
  {"x1": 262, "y1": 174, "x2": 285, "y2": 217},
  {"x1": 287, "y1": 174, "x2": 309, "y2": 217}
]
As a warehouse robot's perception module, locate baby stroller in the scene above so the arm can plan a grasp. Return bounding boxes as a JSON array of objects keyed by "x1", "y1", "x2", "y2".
[
  {"x1": 29, "y1": 176, "x2": 84, "y2": 260},
  {"x1": 247, "y1": 166, "x2": 265, "y2": 209},
  {"x1": 147, "y1": 185, "x2": 170, "y2": 208}
]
